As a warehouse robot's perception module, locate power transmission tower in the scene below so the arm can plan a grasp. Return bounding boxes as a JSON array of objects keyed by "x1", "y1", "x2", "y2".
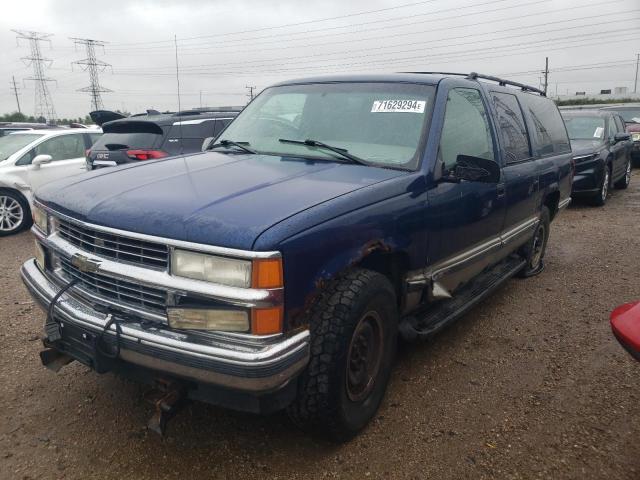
[
  {"x1": 634, "y1": 53, "x2": 639, "y2": 94},
  {"x1": 10, "y1": 76, "x2": 21, "y2": 114},
  {"x1": 70, "y1": 37, "x2": 112, "y2": 111},
  {"x1": 13, "y1": 30, "x2": 57, "y2": 123},
  {"x1": 542, "y1": 57, "x2": 549, "y2": 96},
  {"x1": 246, "y1": 85, "x2": 256, "y2": 102}
]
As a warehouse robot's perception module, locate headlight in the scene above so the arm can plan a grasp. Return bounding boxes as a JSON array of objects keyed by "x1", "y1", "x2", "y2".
[
  {"x1": 632, "y1": 133, "x2": 640, "y2": 142},
  {"x1": 171, "y1": 249, "x2": 252, "y2": 287},
  {"x1": 167, "y1": 308, "x2": 249, "y2": 332},
  {"x1": 32, "y1": 205, "x2": 48, "y2": 234}
]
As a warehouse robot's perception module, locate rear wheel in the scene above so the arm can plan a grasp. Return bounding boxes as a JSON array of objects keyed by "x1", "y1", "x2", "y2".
[
  {"x1": 614, "y1": 160, "x2": 631, "y2": 189},
  {"x1": 589, "y1": 165, "x2": 610, "y2": 207},
  {"x1": 0, "y1": 190, "x2": 31, "y2": 237},
  {"x1": 288, "y1": 269, "x2": 398, "y2": 442},
  {"x1": 518, "y1": 206, "x2": 550, "y2": 278}
]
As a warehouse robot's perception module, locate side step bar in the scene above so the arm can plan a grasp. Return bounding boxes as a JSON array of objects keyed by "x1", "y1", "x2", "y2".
[{"x1": 399, "y1": 256, "x2": 526, "y2": 341}]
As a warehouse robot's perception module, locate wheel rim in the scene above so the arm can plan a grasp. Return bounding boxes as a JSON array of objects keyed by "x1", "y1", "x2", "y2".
[
  {"x1": 625, "y1": 161, "x2": 631, "y2": 184},
  {"x1": 346, "y1": 311, "x2": 384, "y2": 402},
  {"x1": 530, "y1": 223, "x2": 546, "y2": 270},
  {"x1": 601, "y1": 169, "x2": 609, "y2": 201},
  {"x1": 0, "y1": 195, "x2": 23, "y2": 232}
]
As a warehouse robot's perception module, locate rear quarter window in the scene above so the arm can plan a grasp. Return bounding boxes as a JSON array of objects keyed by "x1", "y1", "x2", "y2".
[{"x1": 520, "y1": 95, "x2": 571, "y2": 156}]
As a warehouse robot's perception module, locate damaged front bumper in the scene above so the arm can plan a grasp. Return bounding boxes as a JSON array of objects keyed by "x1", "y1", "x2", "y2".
[{"x1": 21, "y1": 259, "x2": 310, "y2": 400}]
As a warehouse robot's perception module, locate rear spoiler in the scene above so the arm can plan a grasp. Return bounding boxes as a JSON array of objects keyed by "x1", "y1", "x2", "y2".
[{"x1": 90, "y1": 110, "x2": 127, "y2": 126}]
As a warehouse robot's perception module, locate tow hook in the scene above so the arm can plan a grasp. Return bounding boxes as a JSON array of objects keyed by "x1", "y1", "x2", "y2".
[{"x1": 145, "y1": 378, "x2": 187, "y2": 436}]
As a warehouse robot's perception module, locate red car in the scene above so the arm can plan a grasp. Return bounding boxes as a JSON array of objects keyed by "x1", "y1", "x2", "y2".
[
  {"x1": 601, "y1": 105, "x2": 640, "y2": 166},
  {"x1": 611, "y1": 301, "x2": 640, "y2": 361}
]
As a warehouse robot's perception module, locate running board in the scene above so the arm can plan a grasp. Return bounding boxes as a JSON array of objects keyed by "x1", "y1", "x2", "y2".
[{"x1": 399, "y1": 256, "x2": 526, "y2": 341}]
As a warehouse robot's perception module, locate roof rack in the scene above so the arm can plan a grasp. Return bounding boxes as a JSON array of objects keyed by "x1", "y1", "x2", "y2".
[{"x1": 401, "y1": 71, "x2": 545, "y2": 96}]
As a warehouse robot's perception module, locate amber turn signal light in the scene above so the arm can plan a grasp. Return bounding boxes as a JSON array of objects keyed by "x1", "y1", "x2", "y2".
[
  {"x1": 251, "y1": 307, "x2": 283, "y2": 335},
  {"x1": 252, "y1": 258, "x2": 283, "y2": 289}
]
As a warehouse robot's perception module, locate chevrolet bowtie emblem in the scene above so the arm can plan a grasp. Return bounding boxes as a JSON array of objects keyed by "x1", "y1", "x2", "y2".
[{"x1": 70, "y1": 253, "x2": 101, "y2": 273}]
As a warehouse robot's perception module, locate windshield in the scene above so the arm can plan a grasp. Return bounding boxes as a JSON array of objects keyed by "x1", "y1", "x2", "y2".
[
  {"x1": 562, "y1": 116, "x2": 605, "y2": 141},
  {"x1": 0, "y1": 133, "x2": 43, "y2": 161},
  {"x1": 610, "y1": 108, "x2": 640, "y2": 123},
  {"x1": 219, "y1": 82, "x2": 435, "y2": 169}
]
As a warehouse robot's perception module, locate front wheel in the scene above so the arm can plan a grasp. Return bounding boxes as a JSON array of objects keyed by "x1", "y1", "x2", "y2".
[
  {"x1": 288, "y1": 269, "x2": 398, "y2": 442},
  {"x1": 589, "y1": 165, "x2": 610, "y2": 206},
  {"x1": 0, "y1": 190, "x2": 31, "y2": 237},
  {"x1": 614, "y1": 160, "x2": 631, "y2": 190},
  {"x1": 518, "y1": 206, "x2": 550, "y2": 278}
]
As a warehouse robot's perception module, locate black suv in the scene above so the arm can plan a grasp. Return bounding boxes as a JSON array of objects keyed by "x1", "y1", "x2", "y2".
[{"x1": 87, "y1": 108, "x2": 241, "y2": 169}]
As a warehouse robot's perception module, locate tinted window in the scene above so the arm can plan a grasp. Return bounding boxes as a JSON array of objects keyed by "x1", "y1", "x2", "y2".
[
  {"x1": 521, "y1": 95, "x2": 570, "y2": 155},
  {"x1": 92, "y1": 132, "x2": 162, "y2": 150},
  {"x1": 33, "y1": 134, "x2": 85, "y2": 162},
  {"x1": 439, "y1": 88, "x2": 495, "y2": 170},
  {"x1": 607, "y1": 116, "x2": 617, "y2": 139},
  {"x1": 490, "y1": 92, "x2": 530, "y2": 163},
  {"x1": 614, "y1": 115, "x2": 625, "y2": 132},
  {"x1": 220, "y1": 82, "x2": 435, "y2": 169}
]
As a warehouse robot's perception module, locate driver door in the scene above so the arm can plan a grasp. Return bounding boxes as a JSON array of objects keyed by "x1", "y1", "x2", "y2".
[
  {"x1": 426, "y1": 87, "x2": 505, "y2": 294},
  {"x1": 26, "y1": 134, "x2": 88, "y2": 192}
]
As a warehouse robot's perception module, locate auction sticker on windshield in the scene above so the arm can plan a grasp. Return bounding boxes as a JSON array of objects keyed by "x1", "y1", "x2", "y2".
[{"x1": 371, "y1": 100, "x2": 426, "y2": 113}]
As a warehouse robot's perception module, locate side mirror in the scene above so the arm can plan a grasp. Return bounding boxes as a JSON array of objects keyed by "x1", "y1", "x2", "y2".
[
  {"x1": 32, "y1": 154, "x2": 53, "y2": 169},
  {"x1": 614, "y1": 132, "x2": 631, "y2": 143},
  {"x1": 202, "y1": 137, "x2": 214, "y2": 151},
  {"x1": 450, "y1": 155, "x2": 501, "y2": 183}
]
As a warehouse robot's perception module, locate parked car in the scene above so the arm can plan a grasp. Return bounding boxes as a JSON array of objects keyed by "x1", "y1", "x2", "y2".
[
  {"x1": 22, "y1": 72, "x2": 572, "y2": 440},
  {"x1": 600, "y1": 104, "x2": 640, "y2": 166},
  {"x1": 611, "y1": 301, "x2": 640, "y2": 361},
  {"x1": 561, "y1": 110, "x2": 631, "y2": 206},
  {"x1": 0, "y1": 129, "x2": 102, "y2": 236},
  {"x1": 0, "y1": 122, "x2": 64, "y2": 137},
  {"x1": 86, "y1": 108, "x2": 241, "y2": 169}
]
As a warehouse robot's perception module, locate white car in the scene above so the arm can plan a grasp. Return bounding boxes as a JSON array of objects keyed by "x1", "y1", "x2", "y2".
[{"x1": 0, "y1": 129, "x2": 102, "y2": 236}]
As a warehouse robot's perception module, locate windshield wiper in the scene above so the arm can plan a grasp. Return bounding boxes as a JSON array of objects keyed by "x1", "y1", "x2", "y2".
[
  {"x1": 279, "y1": 138, "x2": 368, "y2": 166},
  {"x1": 207, "y1": 139, "x2": 256, "y2": 154}
]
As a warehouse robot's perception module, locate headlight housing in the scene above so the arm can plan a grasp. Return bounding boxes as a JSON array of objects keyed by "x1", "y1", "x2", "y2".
[
  {"x1": 171, "y1": 249, "x2": 252, "y2": 287},
  {"x1": 632, "y1": 132, "x2": 640, "y2": 142},
  {"x1": 32, "y1": 205, "x2": 48, "y2": 234}
]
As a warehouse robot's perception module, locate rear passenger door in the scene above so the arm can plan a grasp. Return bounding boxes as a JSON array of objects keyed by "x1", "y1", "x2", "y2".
[
  {"x1": 26, "y1": 134, "x2": 88, "y2": 190},
  {"x1": 609, "y1": 114, "x2": 628, "y2": 180},
  {"x1": 489, "y1": 91, "x2": 539, "y2": 243}
]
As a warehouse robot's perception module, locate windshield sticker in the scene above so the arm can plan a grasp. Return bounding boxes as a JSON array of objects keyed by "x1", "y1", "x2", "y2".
[
  {"x1": 371, "y1": 100, "x2": 426, "y2": 113},
  {"x1": 593, "y1": 126, "x2": 604, "y2": 138}
]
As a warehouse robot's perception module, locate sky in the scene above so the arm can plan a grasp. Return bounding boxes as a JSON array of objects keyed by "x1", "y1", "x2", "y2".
[{"x1": 1, "y1": 0, "x2": 639, "y2": 119}]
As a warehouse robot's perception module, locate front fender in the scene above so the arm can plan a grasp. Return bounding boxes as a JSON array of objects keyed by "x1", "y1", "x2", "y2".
[{"x1": 0, "y1": 175, "x2": 33, "y2": 205}]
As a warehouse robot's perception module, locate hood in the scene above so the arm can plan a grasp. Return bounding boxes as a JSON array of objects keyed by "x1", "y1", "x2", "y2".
[
  {"x1": 571, "y1": 139, "x2": 605, "y2": 157},
  {"x1": 36, "y1": 152, "x2": 404, "y2": 250}
]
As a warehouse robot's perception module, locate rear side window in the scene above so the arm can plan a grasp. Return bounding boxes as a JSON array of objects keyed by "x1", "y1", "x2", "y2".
[
  {"x1": 520, "y1": 95, "x2": 571, "y2": 156},
  {"x1": 92, "y1": 132, "x2": 162, "y2": 150},
  {"x1": 614, "y1": 115, "x2": 625, "y2": 132},
  {"x1": 490, "y1": 92, "x2": 531, "y2": 163}
]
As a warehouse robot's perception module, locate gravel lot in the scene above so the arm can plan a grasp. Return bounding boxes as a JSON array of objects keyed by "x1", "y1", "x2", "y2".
[{"x1": 1, "y1": 175, "x2": 639, "y2": 480}]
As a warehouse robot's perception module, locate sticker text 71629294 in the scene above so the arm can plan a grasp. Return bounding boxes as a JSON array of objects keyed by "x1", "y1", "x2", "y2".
[{"x1": 371, "y1": 99, "x2": 426, "y2": 113}]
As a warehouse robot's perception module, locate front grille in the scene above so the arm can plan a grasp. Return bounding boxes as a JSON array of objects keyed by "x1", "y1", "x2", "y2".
[
  {"x1": 56, "y1": 218, "x2": 169, "y2": 269},
  {"x1": 60, "y1": 258, "x2": 167, "y2": 313}
]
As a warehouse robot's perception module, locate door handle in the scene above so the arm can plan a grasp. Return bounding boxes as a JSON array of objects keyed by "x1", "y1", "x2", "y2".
[{"x1": 496, "y1": 183, "x2": 506, "y2": 198}]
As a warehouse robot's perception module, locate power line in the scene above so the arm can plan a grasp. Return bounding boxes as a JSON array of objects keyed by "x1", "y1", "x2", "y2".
[
  {"x1": 70, "y1": 37, "x2": 112, "y2": 111},
  {"x1": 10, "y1": 76, "x2": 21, "y2": 114},
  {"x1": 13, "y1": 30, "x2": 57, "y2": 122}
]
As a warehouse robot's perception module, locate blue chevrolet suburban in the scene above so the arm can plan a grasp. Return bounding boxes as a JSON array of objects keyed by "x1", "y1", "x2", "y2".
[{"x1": 21, "y1": 72, "x2": 573, "y2": 440}]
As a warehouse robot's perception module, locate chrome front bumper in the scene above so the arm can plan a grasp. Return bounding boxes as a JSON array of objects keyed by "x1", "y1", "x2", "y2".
[{"x1": 21, "y1": 259, "x2": 310, "y2": 393}]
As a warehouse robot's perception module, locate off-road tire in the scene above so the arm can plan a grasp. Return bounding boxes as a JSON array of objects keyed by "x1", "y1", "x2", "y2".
[
  {"x1": 0, "y1": 189, "x2": 31, "y2": 237},
  {"x1": 287, "y1": 269, "x2": 398, "y2": 442},
  {"x1": 614, "y1": 160, "x2": 631, "y2": 190},
  {"x1": 518, "y1": 206, "x2": 550, "y2": 278}
]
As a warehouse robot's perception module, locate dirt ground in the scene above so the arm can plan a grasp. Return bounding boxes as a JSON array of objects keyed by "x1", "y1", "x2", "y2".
[{"x1": 1, "y1": 174, "x2": 639, "y2": 480}]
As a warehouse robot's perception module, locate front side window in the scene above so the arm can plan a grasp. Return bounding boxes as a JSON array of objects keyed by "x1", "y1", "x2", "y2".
[
  {"x1": 562, "y1": 115, "x2": 605, "y2": 142},
  {"x1": 490, "y1": 92, "x2": 531, "y2": 163},
  {"x1": 439, "y1": 88, "x2": 495, "y2": 170},
  {"x1": 34, "y1": 135, "x2": 86, "y2": 162},
  {"x1": 608, "y1": 116, "x2": 618, "y2": 140},
  {"x1": 219, "y1": 82, "x2": 436, "y2": 169}
]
